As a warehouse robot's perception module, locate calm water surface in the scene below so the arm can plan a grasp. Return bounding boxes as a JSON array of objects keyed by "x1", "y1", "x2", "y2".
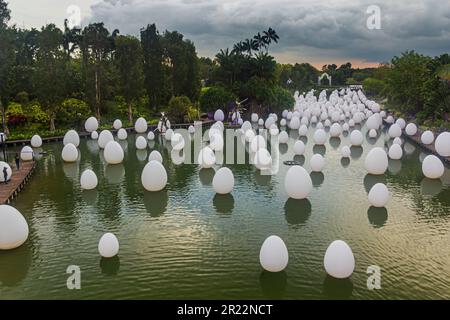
[{"x1": 1, "y1": 124, "x2": 450, "y2": 300}]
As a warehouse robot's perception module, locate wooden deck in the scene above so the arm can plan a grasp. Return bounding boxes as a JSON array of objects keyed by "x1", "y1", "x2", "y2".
[{"x1": 0, "y1": 161, "x2": 36, "y2": 204}]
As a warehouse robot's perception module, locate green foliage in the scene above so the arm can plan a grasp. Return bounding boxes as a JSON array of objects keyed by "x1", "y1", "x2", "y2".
[
  {"x1": 24, "y1": 103, "x2": 49, "y2": 124},
  {"x1": 56, "y1": 98, "x2": 90, "y2": 126},
  {"x1": 186, "y1": 105, "x2": 200, "y2": 122},
  {"x1": 270, "y1": 86, "x2": 295, "y2": 112},
  {"x1": 167, "y1": 96, "x2": 192, "y2": 123},
  {"x1": 200, "y1": 86, "x2": 236, "y2": 113},
  {"x1": 363, "y1": 78, "x2": 386, "y2": 96}
]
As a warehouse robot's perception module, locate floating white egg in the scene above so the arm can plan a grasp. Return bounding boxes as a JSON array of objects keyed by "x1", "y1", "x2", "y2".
[
  {"x1": 91, "y1": 131, "x2": 99, "y2": 140},
  {"x1": 63, "y1": 130, "x2": 80, "y2": 147},
  {"x1": 280, "y1": 119, "x2": 287, "y2": 127},
  {"x1": 435, "y1": 132, "x2": 450, "y2": 157},
  {"x1": 368, "y1": 129, "x2": 377, "y2": 138},
  {"x1": 0, "y1": 205, "x2": 29, "y2": 250},
  {"x1": 251, "y1": 113, "x2": 259, "y2": 123},
  {"x1": 368, "y1": 183, "x2": 390, "y2": 207},
  {"x1": 298, "y1": 124, "x2": 308, "y2": 136},
  {"x1": 141, "y1": 160, "x2": 168, "y2": 191},
  {"x1": 348, "y1": 119, "x2": 355, "y2": 127},
  {"x1": 135, "y1": 136, "x2": 147, "y2": 150},
  {"x1": 198, "y1": 147, "x2": 216, "y2": 169},
  {"x1": 61, "y1": 143, "x2": 78, "y2": 162},
  {"x1": 310, "y1": 154, "x2": 325, "y2": 172},
  {"x1": 366, "y1": 114, "x2": 381, "y2": 130},
  {"x1": 324, "y1": 240, "x2": 355, "y2": 279},
  {"x1": 386, "y1": 115, "x2": 394, "y2": 124},
  {"x1": 342, "y1": 123, "x2": 350, "y2": 132},
  {"x1": 316, "y1": 122, "x2": 324, "y2": 130},
  {"x1": 148, "y1": 150, "x2": 163, "y2": 163},
  {"x1": 210, "y1": 134, "x2": 224, "y2": 151},
  {"x1": 147, "y1": 131, "x2": 155, "y2": 140},
  {"x1": 422, "y1": 155, "x2": 444, "y2": 179},
  {"x1": 214, "y1": 109, "x2": 225, "y2": 122},
  {"x1": 212, "y1": 167, "x2": 234, "y2": 194},
  {"x1": 396, "y1": 118, "x2": 406, "y2": 129},
  {"x1": 117, "y1": 128, "x2": 127, "y2": 140},
  {"x1": 20, "y1": 146, "x2": 33, "y2": 161},
  {"x1": 98, "y1": 233, "x2": 119, "y2": 258},
  {"x1": 259, "y1": 235, "x2": 289, "y2": 272},
  {"x1": 329, "y1": 123, "x2": 342, "y2": 137},
  {"x1": 165, "y1": 128, "x2": 174, "y2": 141},
  {"x1": 0, "y1": 161, "x2": 12, "y2": 182},
  {"x1": 245, "y1": 130, "x2": 256, "y2": 143},
  {"x1": 31, "y1": 135, "x2": 42, "y2": 148},
  {"x1": 364, "y1": 147, "x2": 388, "y2": 175},
  {"x1": 98, "y1": 130, "x2": 114, "y2": 149},
  {"x1": 341, "y1": 146, "x2": 351, "y2": 158},
  {"x1": 171, "y1": 133, "x2": 185, "y2": 151},
  {"x1": 104, "y1": 141, "x2": 124, "y2": 164},
  {"x1": 421, "y1": 130, "x2": 434, "y2": 145},
  {"x1": 188, "y1": 125, "x2": 195, "y2": 134},
  {"x1": 293, "y1": 140, "x2": 305, "y2": 155},
  {"x1": 284, "y1": 165, "x2": 312, "y2": 199},
  {"x1": 254, "y1": 148, "x2": 272, "y2": 170},
  {"x1": 269, "y1": 125, "x2": 279, "y2": 136},
  {"x1": 393, "y1": 137, "x2": 402, "y2": 145},
  {"x1": 134, "y1": 117, "x2": 148, "y2": 133},
  {"x1": 279, "y1": 131, "x2": 289, "y2": 144},
  {"x1": 80, "y1": 169, "x2": 98, "y2": 190},
  {"x1": 313, "y1": 129, "x2": 327, "y2": 145},
  {"x1": 405, "y1": 123, "x2": 417, "y2": 136},
  {"x1": 388, "y1": 144, "x2": 403, "y2": 160},
  {"x1": 289, "y1": 117, "x2": 300, "y2": 130},
  {"x1": 113, "y1": 119, "x2": 122, "y2": 130},
  {"x1": 250, "y1": 135, "x2": 266, "y2": 153},
  {"x1": 388, "y1": 124, "x2": 402, "y2": 138},
  {"x1": 350, "y1": 130, "x2": 363, "y2": 146},
  {"x1": 258, "y1": 118, "x2": 264, "y2": 126},
  {"x1": 85, "y1": 116, "x2": 98, "y2": 133}
]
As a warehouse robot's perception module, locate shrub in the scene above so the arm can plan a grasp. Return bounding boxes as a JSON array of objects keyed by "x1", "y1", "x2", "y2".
[
  {"x1": 270, "y1": 86, "x2": 295, "y2": 113},
  {"x1": 56, "y1": 98, "x2": 91, "y2": 126},
  {"x1": 24, "y1": 103, "x2": 49, "y2": 125},
  {"x1": 6, "y1": 102, "x2": 27, "y2": 127},
  {"x1": 167, "y1": 96, "x2": 192, "y2": 123},
  {"x1": 363, "y1": 77, "x2": 386, "y2": 96},
  {"x1": 200, "y1": 86, "x2": 236, "y2": 113}
]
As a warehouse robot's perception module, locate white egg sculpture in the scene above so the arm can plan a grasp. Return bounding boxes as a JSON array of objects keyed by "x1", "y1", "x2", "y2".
[
  {"x1": 251, "y1": 113, "x2": 259, "y2": 123},
  {"x1": 422, "y1": 155, "x2": 444, "y2": 179},
  {"x1": 214, "y1": 109, "x2": 225, "y2": 122},
  {"x1": 117, "y1": 128, "x2": 127, "y2": 140},
  {"x1": 284, "y1": 165, "x2": 313, "y2": 199},
  {"x1": 293, "y1": 140, "x2": 305, "y2": 155},
  {"x1": 405, "y1": 123, "x2": 417, "y2": 136},
  {"x1": 329, "y1": 123, "x2": 342, "y2": 137},
  {"x1": 63, "y1": 130, "x2": 80, "y2": 147},
  {"x1": 324, "y1": 240, "x2": 355, "y2": 279},
  {"x1": 148, "y1": 150, "x2": 163, "y2": 163},
  {"x1": 0, "y1": 162, "x2": 12, "y2": 182},
  {"x1": 61, "y1": 143, "x2": 78, "y2": 162},
  {"x1": 366, "y1": 114, "x2": 380, "y2": 130},
  {"x1": 435, "y1": 132, "x2": 450, "y2": 157},
  {"x1": 298, "y1": 124, "x2": 308, "y2": 136},
  {"x1": 350, "y1": 130, "x2": 364, "y2": 146},
  {"x1": 279, "y1": 131, "x2": 289, "y2": 144},
  {"x1": 280, "y1": 118, "x2": 287, "y2": 127},
  {"x1": 31, "y1": 135, "x2": 42, "y2": 148},
  {"x1": 388, "y1": 144, "x2": 403, "y2": 160},
  {"x1": 259, "y1": 235, "x2": 289, "y2": 272},
  {"x1": 289, "y1": 117, "x2": 300, "y2": 130},
  {"x1": 396, "y1": 118, "x2": 406, "y2": 129},
  {"x1": 198, "y1": 147, "x2": 216, "y2": 169},
  {"x1": 212, "y1": 167, "x2": 234, "y2": 194},
  {"x1": 147, "y1": 131, "x2": 155, "y2": 140},
  {"x1": 388, "y1": 124, "x2": 402, "y2": 139},
  {"x1": 98, "y1": 233, "x2": 119, "y2": 258},
  {"x1": 98, "y1": 130, "x2": 114, "y2": 149},
  {"x1": 393, "y1": 137, "x2": 402, "y2": 145},
  {"x1": 368, "y1": 129, "x2": 377, "y2": 138},
  {"x1": 254, "y1": 148, "x2": 272, "y2": 170},
  {"x1": 188, "y1": 125, "x2": 195, "y2": 134},
  {"x1": 91, "y1": 131, "x2": 99, "y2": 140},
  {"x1": 141, "y1": 160, "x2": 168, "y2": 191},
  {"x1": 250, "y1": 135, "x2": 266, "y2": 153},
  {"x1": 0, "y1": 205, "x2": 29, "y2": 250},
  {"x1": 313, "y1": 129, "x2": 327, "y2": 145},
  {"x1": 210, "y1": 134, "x2": 224, "y2": 151},
  {"x1": 245, "y1": 130, "x2": 256, "y2": 143},
  {"x1": 135, "y1": 136, "x2": 147, "y2": 150},
  {"x1": 421, "y1": 130, "x2": 434, "y2": 145},
  {"x1": 258, "y1": 119, "x2": 264, "y2": 126},
  {"x1": 80, "y1": 169, "x2": 98, "y2": 190},
  {"x1": 165, "y1": 129, "x2": 174, "y2": 141},
  {"x1": 20, "y1": 146, "x2": 33, "y2": 161},
  {"x1": 134, "y1": 117, "x2": 148, "y2": 133},
  {"x1": 310, "y1": 154, "x2": 325, "y2": 172},
  {"x1": 342, "y1": 123, "x2": 350, "y2": 132},
  {"x1": 171, "y1": 133, "x2": 185, "y2": 151},
  {"x1": 364, "y1": 147, "x2": 388, "y2": 175},
  {"x1": 341, "y1": 146, "x2": 351, "y2": 158},
  {"x1": 85, "y1": 116, "x2": 98, "y2": 133},
  {"x1": 104, "y1": 141, "x2": 124, "y2": 164},
  {"x1": 368, "y1": 183, "x2": 390, "y2": 207},
  {"x1": 113, "y1": 119, "x2": 122, "y2": 130}
]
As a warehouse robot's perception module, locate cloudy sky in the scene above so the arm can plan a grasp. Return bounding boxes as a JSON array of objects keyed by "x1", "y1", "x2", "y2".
[{"x1": 8, "y1": 0, "x2": 450, "y2": 68}]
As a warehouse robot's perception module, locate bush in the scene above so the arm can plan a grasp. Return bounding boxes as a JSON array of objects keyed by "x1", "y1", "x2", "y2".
[
  {"x1": 56, "y1": 98, "x2": 91, "y2": 126},
  {"x1": 6, "y1": 102, "x2": 27, "y2": 127},
  {"x1": 24, "y1": 103, "x2": 49, "y2": 125},
  {"x1": 200, "y1": 86, "x2": 236, "y2": 113},
  {"x1": 167, "y1": 96, "x2": 192, "y2": 123},
  {"x1": 270, "y1": 86, "x2": 295, "y2": 113},
  {"x1": 363, "y1": 77, "x2": 386, "y2": 96}
]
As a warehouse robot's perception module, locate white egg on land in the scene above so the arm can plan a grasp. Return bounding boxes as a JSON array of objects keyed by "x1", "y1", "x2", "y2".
[
  {"x1": 280, "y1": 118, "x2": 287, "y2": 127},
  {"x1": 368, "y1": 183, "x2": 390, "y2": 207},
  {"x1": 324, "y1": 240, "x2": 355, "y2": 279},
  {"x1": 393, "y1": 137, "x2": 402, "y2": 145},
  {"x1": 388, "y1": 144, "x2": 403, "y2": 160},
  {"x1": 329, "y1": 123, "x2": 342, "y2": 137},
  {"x1": 63, "y1": 130, "x2": 80, "y2": 147},
  {"x1": 212, "y1": 167, "x2": 234, "y2": 194},
  {"x1": 91, "y1": 131, "x2": 99, "y2": 140},
  {"x1": 31, "y1": 135, "x2": 42, "y2": 148},
  {"x1": 20, "y1": 146, "x2": 34, "y2": 161},
  {"x1": 368, "y1": 129, "x2": 377, "y2": 138},
  {"x1": 365, "y1": 147, "x2": 388, "y2": 175},
  {"x1": 279, "y1": 131, "x2": 289, "y2": 144},
  {"x1": 98, "y1": 233, "x2": 119, "y2": 258},
  {"x1": 422, "y1": 155, "x2": 444, "y2": 179},
  {"x1": 396, "y1": 118, "x2": 406, "y2": 129},
  {"x1": 254, "y1": 148, "x2": 272, "y2": 170},
  {"x1": 421, "y1": 130, "x2": 434, "y2": 145},
  {"x1": 148, "y1": 150, "x2": 163, "y2": 163},
  {"x1": 313, "y1": 129, "x2": 327, "y2": 145},
  {"x1": 284, "y1": 165, "x2": 313, "y2": 199},
  {"x1": 293, "y1": 140, "x2": 305, "y2": 155},
  {"x1": 134, "y1": 117, "x2": 148, "y2": 133},
  {"x1": 85, "y1": 116, "x2": 99, "y2": 133},
  {"x1": 0, "y1": 162, "x2": 12, "y2": 182},
  {"x1": 165, "y1": 128, "x2": 174, "y2": 141},
  {"x1": 98, "y1": 130, "x2": 114, "y2": 149},
  {"x1": 104, "y1": 141, "x2": 124, "y2": 164},
  {"x1": 388, "y1": 124, "x2": 402, "y2": 138},
  {"x1": 405, "y1": 123, "x2": 417, "y2": 136},
  {"x1": 251, "y1": 113, "x2": 259, "y2": 123},
  {"x1": 198, "y1": 147, "x2": 216, "y2": 169},
  {"x1": 259, "y1": 235, "x2": 289, "y2": 273},
  {"x1": 310, "y1": 154, "x2": 325, "y2": 172},
  {"x1": 210, "y1": 133, "x2": 224, "y2": 151},
  {"x1": 188, "y1": 125, "x2": 195, "y2": 134},
  {"x1": 0, "y1": 205, "x2": 29, "y2": 250},
  {"x1": 250, "y1": 135, "x2": 266, "y2": 153},
  {"x1": 61, "y1": 143, "x2": 78, "y2": 162},
  {"x1": 298, "y1": 124, "x2": 308, "y2": 136},
  {"x1": 350, "y1": 130, "x2": 364, "y2": 146},
  {"x1": 117, "y1": 128, "x2": 128, "y2": 140},
  {"x1": 113, "y1": 119, "x2": 122, "y2": 130},
  {"x1": 141, "y1": 160, "x2": 168, "y2": 191},
  {"x1": 147, "y1": 131, "x2": 155, "y2": 140},
  {"x1": 341, "y1": 146, "x2": 351, "y2": 158},
  {"x1": 258, "y1": 118, "x2": 264, "y2": 126},
  {"x1": 135, "y1": 136, "x2": 147, "y2": 150},
  {"x1": 435, "y1": 132, "x2": 450, "y2": 157},
  {"x1": 171, "y1": 133, "x2": 185, "y2": 151},
  {"x1": 80, "y1": 169, "x2": 98, "y2": 190},
  {"x1": 214, "y1": 109, "x2": 225, "y2": 122}
]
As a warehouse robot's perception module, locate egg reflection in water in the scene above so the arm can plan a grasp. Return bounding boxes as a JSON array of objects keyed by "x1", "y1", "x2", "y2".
[
  {"x1": 143, "y1": 190, "x2": 168, "y2": 217},
  {"x1": 284, "y1": 198, "x2": 311, "y2": 226},
  {"x1": 213, "y1": 194, "x2": 235, "y2": 214},
  {"x1": 367, "y1": 207, "x2": 388, "y2": 228},
  {"x1": 259, "y1": 271, "x2": 287, "y2": 299}
]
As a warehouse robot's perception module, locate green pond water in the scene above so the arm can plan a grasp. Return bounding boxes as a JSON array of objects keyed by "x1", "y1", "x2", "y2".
[{"x1": 1, "y1": 124, "x2": 450, "y2": 300}]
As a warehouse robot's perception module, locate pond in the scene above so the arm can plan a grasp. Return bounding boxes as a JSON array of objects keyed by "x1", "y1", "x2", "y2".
[{"x1": 1, "y1": 124, "x2": 450, "y2": 300}]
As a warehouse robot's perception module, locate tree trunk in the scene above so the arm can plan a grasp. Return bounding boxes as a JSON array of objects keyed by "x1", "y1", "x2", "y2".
[
  {"x1": 50, "y1": 117, "x2": 55, "y2": 131},
  {"x1": 0, "y1": 99, "x2": 9, "y2": 135},
  {"x1": 95, "y1": 69, "x2": 101, "y2": 119},
  {"x1": 128, "y1": 102, "x2": 133, "y2": 124}
]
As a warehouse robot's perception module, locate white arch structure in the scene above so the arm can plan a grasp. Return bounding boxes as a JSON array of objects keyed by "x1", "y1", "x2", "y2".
[{"x1": 318, "y1": 73, "x2": 332, "y2": 86}]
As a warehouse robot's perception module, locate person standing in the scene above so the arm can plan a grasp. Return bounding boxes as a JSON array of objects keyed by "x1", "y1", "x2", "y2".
[
  {"x1": 3, "y1": 166, "x2": 8, "y2": 184},
  {"x1": 15, "y1": 153, "x2": 20, "y2": 170}
]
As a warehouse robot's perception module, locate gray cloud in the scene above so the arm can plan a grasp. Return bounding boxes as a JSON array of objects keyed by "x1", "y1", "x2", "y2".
[{"x1": 86, "y1": 0, "x2": 450, "y2": 66}]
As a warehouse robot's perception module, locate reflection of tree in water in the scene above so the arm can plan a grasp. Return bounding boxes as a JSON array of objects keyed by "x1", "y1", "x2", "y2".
[
  {"x1": 0, "y1": 243, "x2": 32, "y2": 286},
  {"x1": 259, "y1": 270, "x2": 287, "y2": 299}
]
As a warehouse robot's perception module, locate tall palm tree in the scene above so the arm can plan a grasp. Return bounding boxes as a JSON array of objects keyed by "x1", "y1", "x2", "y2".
[{"x1": 253, "y1": 32, "x2": 266, "y2": 51}]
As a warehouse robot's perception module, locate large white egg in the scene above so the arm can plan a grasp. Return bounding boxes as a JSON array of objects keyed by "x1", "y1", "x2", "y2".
[
  {"x1": 313, "y1": 129, "x2": 327, "y2": 145},
  {"x1": 98, "y1": 130, "x2": 114, "y2": 149},
  {"x1": 396, "y1": 118, "x2": 406, "y2": 129},
  {"x1": 210, "y1": 134, "x2": 224, "y2": 151},
  {"x1": 80, "y1": 169, "x2": 98, "y2": 190},
  {"x1": 165, "y1": 128, "x2": 174, "y2": 141},
  {"x1": 134, "y1": 117, "x2": 148, "y2": 133},
  {"x1": 91, "y1": 131, "x2": 99, "y2": 140},
  {"x1": 298, "y1": 124, "x2": 308, "y2": 136},
  {"x1": 388, "y1": 124, "x2": 402, "y2": 138},
  {"x1": 350, "y1": 130, "x2": 364, "y2": 146},
  {"x1": 135, "y1": 136, "x2": 147, "y2": 150},
  {"x1": 148, "y1": 150, "x2": 163, "y2": 163},
  {"x1": 366, "y1": 114, "x2": 381, "y2": 130},
  {"x1": 63, "y1": 130, "x2": 80, "y2": 147},
  {"x1": 388, "y1": 144, "x2": 403, "y2": 160},
  {"x1": 104, "y1": 141, "x2": 124, "y2": 164},
  {"x1": 141, "y1": 160, "x2": 168, "y2": 191},
  {"x1": 85, "y1": 116, "x2": 98, "y2": 133},
  {"x1": 341, "y1": 146, "x2": 351, "y2": 158},
  {"x1": 279, "y1": 131, "x2": 289, "y2": 144},
  {"x1": 113, "y1": 119, "x2": 122, "y2": 130},
  {"x1": 329, "y1": 123, "x2": 342, "y2": 137},
  {"x1": 117, "y1": 128, "x2": 128, "y2": 140},
  {"x1": 98, "y1": 233, "x2": 119, "y2": 258},
  {"x1": 435, "y1": 132, "x2": 450, "y2": 157},
  {"x1": 0, "y1": 205, "x2": 29, "y2": 250},
  {"x1": 422, "y1": 155, "x2": 444, "y2": 179},
  {"x1": 198, "y1": 147, "x2": 216, "y2": 169},
  {"x1": 0, "y1": 161, "x2": 12, "y2": 182},
  {"x1": 214, "y1": 109, "x2": 225, "y2": 122},
  {"x1": 254, "y1": 148, "x2": 272, "y2": 170},
  {"x1": 31, "y1": 135, "x2": 42, "y2": 148},
  {"x1": 251, "y1": 113, "x2": 259, "y2": 123},
  {"x1": 284, "y1": 165, "x2": 313, "y2": 199},
  {"x1": 61, "y1": 143, "x2": 78, "y2": 162},
  {"x1": 293, "y1": 140, "x2": 305, "y2": 155},
  {"x1": 20, "y1": 146, "x2": 34, "y2": 161},
  {"x1": 324, "y1": 240, "x2": 355, "y2": 279},
  {"x1": 188, "y1": 125, "x2": 195, "y2": 134},
  {"x1": 289, "y1": 117, "x2": 300, "y2": 130},
  {"x1": 405, "y1": 123, "x2": 417, "y2": 136},
  {"x1": 147, "y1": 131, "x2": 155, "y2": 140},
  {"x1": 259, "y1": 235, "x2": 289, "y2": 272},
  {"x1": 212, "y1": 167, "x2": 234, "y2": 194},
  {"x1": 250, "y1": 135, "x2": 266, "y2": 153},
  {"x1": 342, "y1": 123, "x2": 350, "y2": 132},
  {"x1": 364, "y1": 147, "x2": 388, "y2": 175},
  {"x1": 244, "y1": 130, "x2": 256, "y2": 143},
  {"x1": 171, "y1": 133, "x2": 185, "y2": 151},
  {"x1": 258, "y1": 118, "x2": 264, "y2": 126},
  {"x1": 421, "y1": 130, "x2": 434, "y2": 145},
  {"x1": 368, "y1": 183, "x2": 390, "y2": 207},
  {"x1": 280, "y1": 118, "x2": 287, "y2": 127},
  {"x1": 310, "y1": 154, "x2": 325, "y2": 172}
]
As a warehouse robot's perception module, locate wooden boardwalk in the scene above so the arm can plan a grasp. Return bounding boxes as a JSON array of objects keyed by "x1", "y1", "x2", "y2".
[{"x1": 0, "y1": 161, "x2": 36, "y2": 204}]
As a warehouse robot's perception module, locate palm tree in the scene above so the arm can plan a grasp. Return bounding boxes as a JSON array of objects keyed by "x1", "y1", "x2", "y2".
[
  {"x1": 232, "y1": 41, "x2": 244, "y2": 55},
  {"x1": 253, "y1": 32, "x2": 266, "y2": 51}
]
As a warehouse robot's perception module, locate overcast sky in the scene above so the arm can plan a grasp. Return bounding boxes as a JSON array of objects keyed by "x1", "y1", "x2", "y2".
[{"x1": 8, "y1": 0, "x2": 450, "y2": 68}]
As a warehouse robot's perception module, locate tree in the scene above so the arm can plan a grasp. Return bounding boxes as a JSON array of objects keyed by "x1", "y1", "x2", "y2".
[
  {"x1": 62, "y1": 19, "x2": 81, "y2": 60},
  {"x1": 115, "y1": 35, "x2": 144, "y2": 123},
  {"x1": 200, "y1": 86, "x2": 236, "y2": 113},
  {"x1": 167, "y1": 96, "x2": 191, "y2": 123},
  {"x1": 0, "y1": 0, "x2": 10, "y2": 28}
]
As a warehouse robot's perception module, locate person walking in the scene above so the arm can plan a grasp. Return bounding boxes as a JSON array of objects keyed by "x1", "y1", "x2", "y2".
[
  {"x1": 15, "y1": 153, "x2": 20, "y2": 171},
  {"x1": 3, "y1": 166, "x2": 8, "y2": 184}
]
